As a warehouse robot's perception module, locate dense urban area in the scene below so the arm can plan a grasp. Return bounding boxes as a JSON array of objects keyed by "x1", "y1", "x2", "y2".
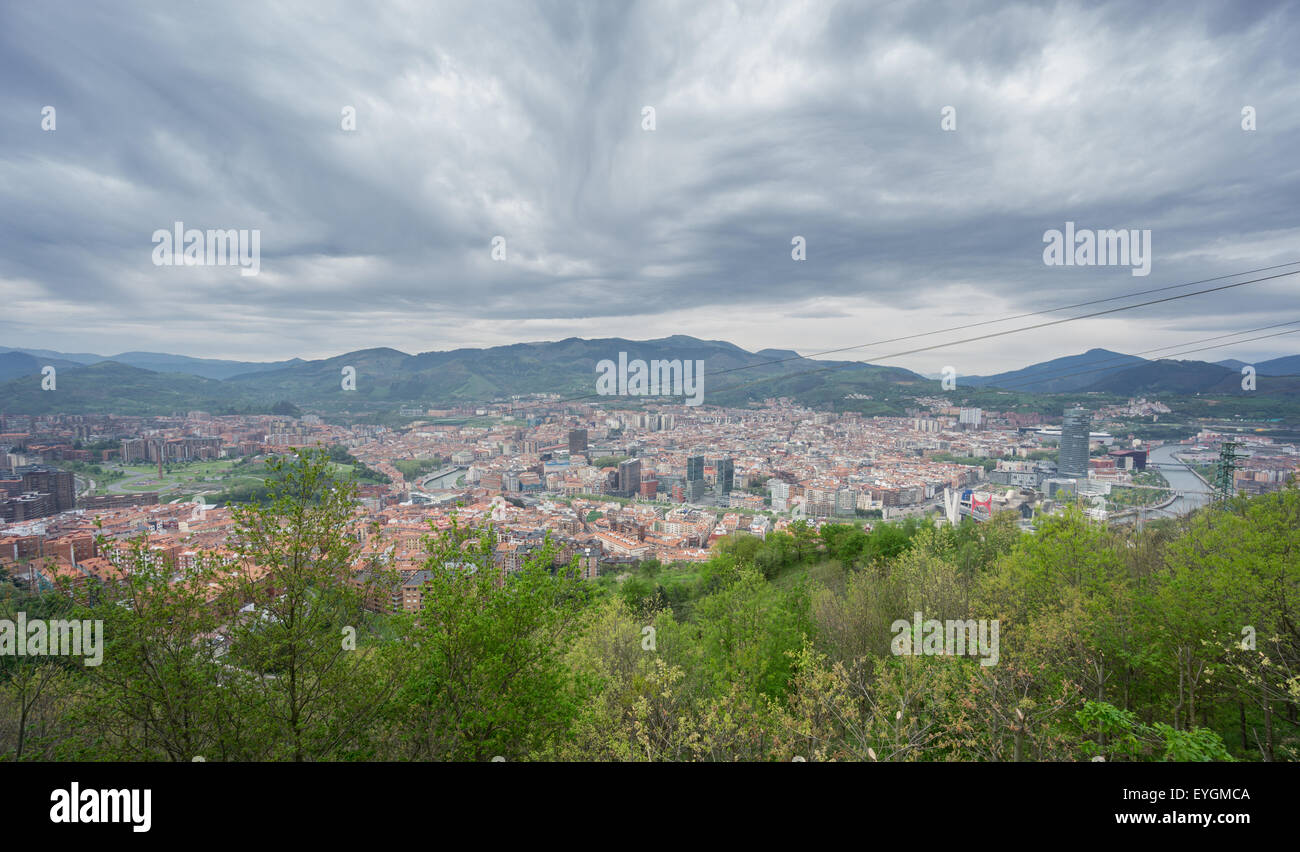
[{"x1": 4, "y1": 395, "x2": 1297, "y2": 584}]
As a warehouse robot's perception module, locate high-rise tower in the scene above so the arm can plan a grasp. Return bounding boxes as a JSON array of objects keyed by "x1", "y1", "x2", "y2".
[
  {"x1": 1058, "y1": 407, "x2": 1090, "y2": 479},
  {"x1": 568, "y1": 428, "x2": 588, "y2": 456}
]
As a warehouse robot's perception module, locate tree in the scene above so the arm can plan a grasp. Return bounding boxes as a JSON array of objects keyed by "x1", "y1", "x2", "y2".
[
  {"x1": 0, "y1": 662, "x2": 70, "y2": 760},
  {"x1": 819, "y1": 523, "x2": 868, "y2": 567},
  {"x1": 218, "y1": 448, "x2": 401, "y2": 761},
  {"x1": 391, "y1": 520, "x2": 590, "y2": 760},
  {"x1": 1158, "y1": 489, "x2": 1300, "y2": 756},
  {"x1": 1075, "y1": 701, "x2": 1232, "y2": 761},
  {"x1": 0, "y1": 590, "x2": 78, "y2": 761},
  {"x1": 69, "y1": 535, "x2": 236, "y2": 761},
  {"x1": 695, "y1": 569, "x2": 811, "y2": 703},
  {"x1": 787, "y1": 520, "x2": 820, "y2": 563}
]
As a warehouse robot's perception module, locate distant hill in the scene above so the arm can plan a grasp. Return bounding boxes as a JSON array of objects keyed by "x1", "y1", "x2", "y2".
[
  {"x1": 0, "y1": 351, "x2": 85, "y2": 382},
  {"x1": 1254, "y1": 354, "x2": 1300, "y2": 376},
  {"x1": 967, "y1": 348, "x2": 1147, "y2": 393},
  {"x1": 223, "y1": 336, "x2": 920, "y2": 409},
  {"x1": 1216, "y1": 355, "x2": 1300, "y2": 376},
  {"x1": 971, "y1": 348, "x2": 1300, "y2": 395},
  {"x1": 0, "y1": 361, "x2": 258, "y2": 415},
  {"x1": 1080, "y1": 359, "x2": 1264, "y2": 395},
  {"x1": 107, "y1": 351, "x2": 304, "y2": 379},
  {"x1": 0, "y1": 346, "x2": 302, "y2": 380},
  {"x1": 0, "y1": 346, "x2": 104, "y2": 365}
]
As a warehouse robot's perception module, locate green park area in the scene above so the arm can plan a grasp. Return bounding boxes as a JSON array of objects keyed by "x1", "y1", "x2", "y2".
[
  {"x1": 83, "y1": 457, "x2": 270, "y2": 502},
  {"x1": 63, "y1": 443, "x2": 391, "y2": 506}
]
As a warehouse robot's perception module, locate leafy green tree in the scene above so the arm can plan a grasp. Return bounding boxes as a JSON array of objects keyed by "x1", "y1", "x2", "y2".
[
  {"x1": 1075, "y1": 700, "x2": 1232, "y2": 761},
  {"x1": 859, "y1": 518, "x2": 921, "y2": 568},
  {"x1": 0, "y1": 588, "x2": 81, "y2": 761},
  {"x1": 391, "y1": 521, "x2": 590, "y2": 760},
  {"x1": 0, "y1": 662, "x2": 72, "y2": 760},
  {"x1": 787, "y1": 520, "x2": 820, "y2": 563},
  {"x1": 695, "y1": 569, "x2": 812, "y2": 703},
  {"x1": 1156, "y1": 489, "x2": 1300, "y2": 755},
  {"x1": 67, "y1": 536, "x2": 236, "y2": 761},
  {"x1": 819, "y1": 523, "x2": 868, "y2": 567},
  {"x1": 218, "y1": 448, "x2": 401, "y2": 761}
]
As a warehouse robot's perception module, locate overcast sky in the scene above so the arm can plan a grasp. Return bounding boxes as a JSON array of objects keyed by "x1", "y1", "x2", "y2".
[{"x1": 1, "y1": 0, "x2": 1297, "y2": 374}]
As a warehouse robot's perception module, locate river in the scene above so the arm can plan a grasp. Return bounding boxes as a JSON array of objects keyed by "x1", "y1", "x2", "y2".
[{"x1": 1144, "y1": 443, "x2": 1214, "y2": 517}]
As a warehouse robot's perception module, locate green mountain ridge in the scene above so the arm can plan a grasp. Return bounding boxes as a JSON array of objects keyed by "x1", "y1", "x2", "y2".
[{"x1": 2, "y1": 337, "x2": 1299, "y2": 416}]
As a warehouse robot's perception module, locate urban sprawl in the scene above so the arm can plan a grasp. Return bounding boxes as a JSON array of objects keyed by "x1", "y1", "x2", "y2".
[{"x1": 2, "y1": 396, "x2": 1296, "y2": 612}]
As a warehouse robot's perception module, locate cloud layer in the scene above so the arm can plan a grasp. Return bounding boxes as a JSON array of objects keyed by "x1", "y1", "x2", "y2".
[{"x1": 2, "y1": 0, "x2": 1297, "y2": 374}]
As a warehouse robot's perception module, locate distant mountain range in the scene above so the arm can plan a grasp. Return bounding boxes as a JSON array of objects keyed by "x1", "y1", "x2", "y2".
[
  {"x1": 965, "y1": 349, "x2": 1149, "y2": 393},
  {"x1": 0, "y1": 337, "x2": 910, "y2": 415},
  {"x1": 1219, "y1": 354, "x2": 1300, "y2": 375},
  {"x1": 966, "y1": 348, "x2": 1300, "y2": 393},
  {"x1": 1, "y1": 338, "x2": 1297, "y2": 416},
  {"x1": 0, "y1": 347, "x2": 302, "y2": 381}
]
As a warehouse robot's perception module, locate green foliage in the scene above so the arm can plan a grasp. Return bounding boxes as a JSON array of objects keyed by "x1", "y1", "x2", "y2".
[
  {"x1": 391, "y1": 457, "x2": 440, "y2": 479},
  {"x1": 1075, "y1": 701, "x2": 1232, "y2": 762},
  {"x1": 390, "y1": 521, "x2": 591, "y2": 760},
  {"x1": 695, "y1": 569, "x2": 812, "y2": 702},
  {"x1": 45, "y1": 449, "x2": 403, "y2": 761},
  {"x1": 5, "y1": 464, "x2": 1296, "y2": 763},
  {"x1": 325, "y1": 444, "x2": 390, "y2": 483},
  {"x1": 1151, "y1": 723, "x2": 1234, "y2": 762}
]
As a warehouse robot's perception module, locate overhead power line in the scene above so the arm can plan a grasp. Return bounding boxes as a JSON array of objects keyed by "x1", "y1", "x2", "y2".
[
  {"x1": 702, "y1": 259, "x2": 1300, "y2": 381},
  {"x1": 695, "y1": 268, "x2": 1300, "y2": 402}
]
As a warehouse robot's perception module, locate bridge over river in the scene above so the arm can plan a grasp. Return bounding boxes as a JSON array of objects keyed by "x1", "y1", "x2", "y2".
[{"x1": 1107, "y1": 443, "x2": 1214, "y2": 523}]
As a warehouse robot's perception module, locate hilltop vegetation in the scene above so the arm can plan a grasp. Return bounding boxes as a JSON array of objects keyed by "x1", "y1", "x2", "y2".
[{"x1": 2, "y1": 449, "x2": 1297, "y2": 761}]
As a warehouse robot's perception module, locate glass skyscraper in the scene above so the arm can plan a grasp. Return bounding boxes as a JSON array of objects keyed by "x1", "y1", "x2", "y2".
[
  {"x1": 1059, "y1": 407, "x2": 1090, "y2": 479},
  {"x1": 714, "y1": 457, "x2": 734, "y2": 493}
]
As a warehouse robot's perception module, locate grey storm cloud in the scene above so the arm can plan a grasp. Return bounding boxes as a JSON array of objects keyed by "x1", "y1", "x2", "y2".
[{"x1": 0, "y1": 0, "x2": 1297, "y2": 371}]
